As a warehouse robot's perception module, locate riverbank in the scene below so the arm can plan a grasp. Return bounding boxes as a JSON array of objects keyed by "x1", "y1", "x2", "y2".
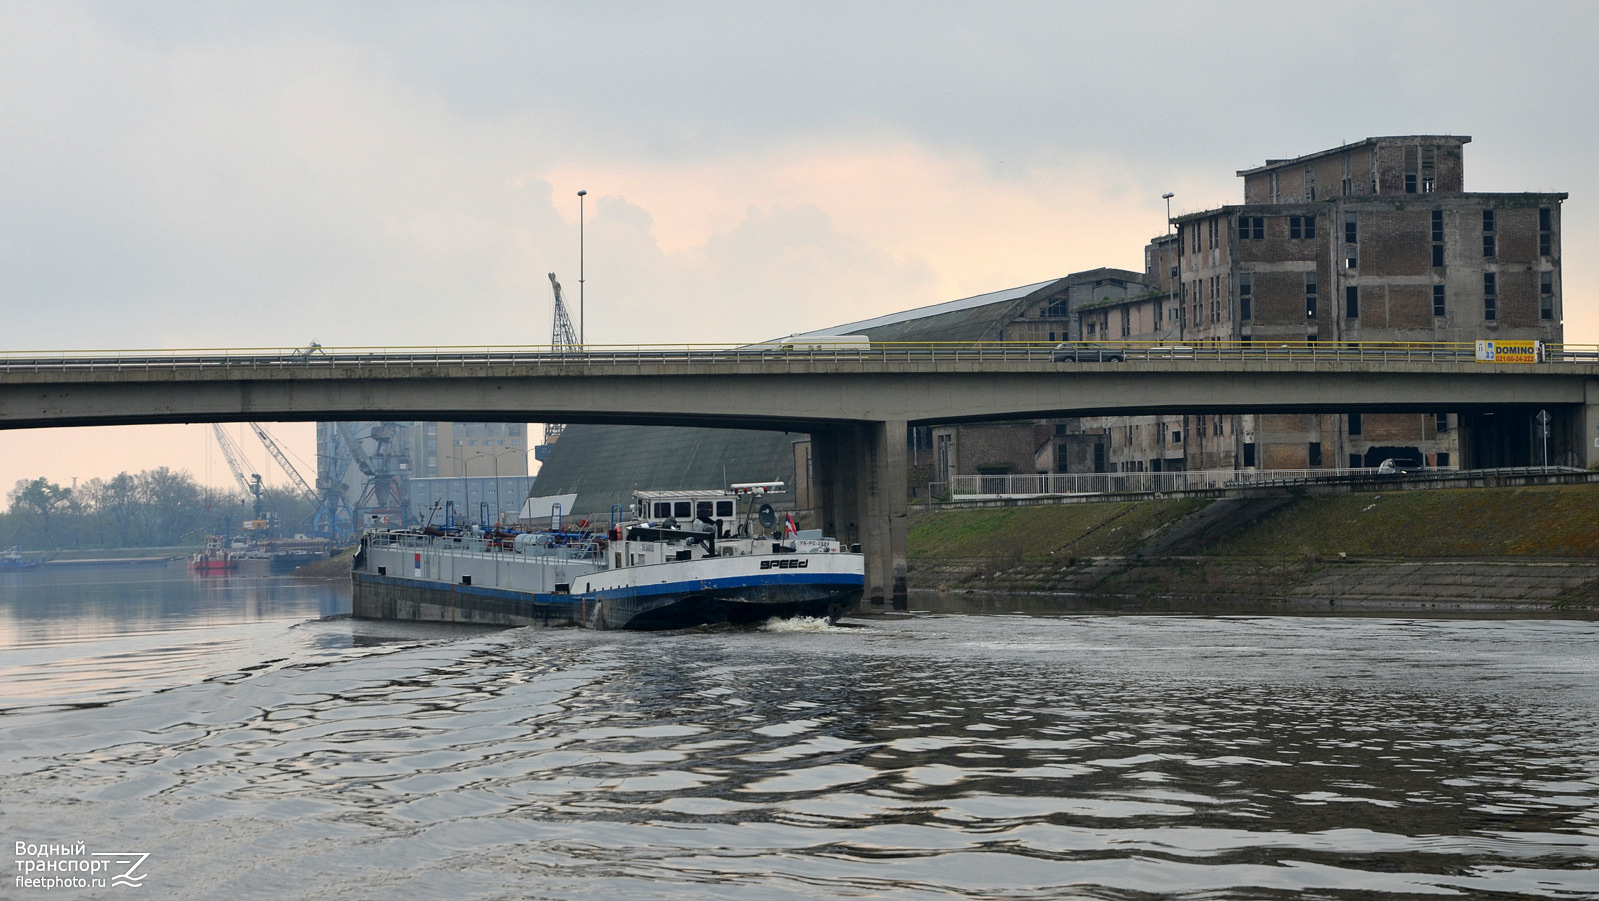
[
  {"x1": 908, "y1": 483, "x2": 1599, "y2": 611},
  {"x1": 290, "y1": 546, "x2": 358, "y2": 579}
]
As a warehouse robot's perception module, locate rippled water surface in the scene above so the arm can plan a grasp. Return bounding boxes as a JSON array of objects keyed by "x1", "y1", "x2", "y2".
[{"x1": 3, "y1": 567, "x2": 1598, "y2": 899}]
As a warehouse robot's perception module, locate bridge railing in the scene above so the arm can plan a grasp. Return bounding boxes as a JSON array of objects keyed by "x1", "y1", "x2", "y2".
[
  {"x1": 926, "y1": 467, "x2": 1456, "y2": 499},
  {"x1": 2, "y1": 340, "x2": 1594, "y2": 372}
]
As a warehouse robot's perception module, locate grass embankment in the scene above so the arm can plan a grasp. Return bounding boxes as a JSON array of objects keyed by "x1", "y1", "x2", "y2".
[
  {"x1": 909, "y1": 484, "x2": 1599, "y2": 606},
  {"x1": 913, "y1": 484, "x2": 1599, "y2": 565},
  {"x1": 1206, "y1": 484, "x2": 1599, "y2": 558},
  {"x1": 911, "y1": 498, "x2": 1209, "y2": 563}
]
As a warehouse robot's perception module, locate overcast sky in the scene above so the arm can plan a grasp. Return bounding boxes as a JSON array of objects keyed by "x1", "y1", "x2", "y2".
[{"x1": 4, "y1": 1, "x2": 1597, "y2": 494}]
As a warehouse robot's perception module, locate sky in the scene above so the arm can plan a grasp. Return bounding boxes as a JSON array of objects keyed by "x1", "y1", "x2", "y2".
[{"x1": 3, "y1": 1, "x2": 1598, "y2": 496}]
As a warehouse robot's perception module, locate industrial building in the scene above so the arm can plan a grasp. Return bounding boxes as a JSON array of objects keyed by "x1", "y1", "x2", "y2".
[{"x1": 395, "y1": 135, "x2": 1571, "y2": 522}]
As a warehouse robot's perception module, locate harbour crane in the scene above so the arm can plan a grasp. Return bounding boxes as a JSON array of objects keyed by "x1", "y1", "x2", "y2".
[
  {"x1": 211, "y1": 424, "x2": 257, "y2": 497},
  {"x1": 248, "y1": 422, "x2": 316, "y2": 501},
  {"x1": 541, "y1": 272, "x2": 581, "y2": 447}
]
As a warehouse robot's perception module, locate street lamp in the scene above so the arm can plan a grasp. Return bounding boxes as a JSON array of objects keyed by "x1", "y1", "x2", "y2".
[
  {"x1": 577, "y1": 189, "x2": 587, "y2": 347},
  {"x1": 472, "y1": 448, "x2": 525, "y2": 526},
  {"x1": 1162, "y1": 192, "x2": 1176, "y2": 340}
]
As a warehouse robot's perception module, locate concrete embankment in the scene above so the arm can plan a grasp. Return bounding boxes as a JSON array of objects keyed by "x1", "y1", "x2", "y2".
[{"x1": 909, "y1": 484, "x2": 1599, "y2": 612}]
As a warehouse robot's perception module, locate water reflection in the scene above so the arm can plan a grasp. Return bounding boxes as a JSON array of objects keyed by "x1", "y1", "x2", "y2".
[{"x1": 1, "y1": 610, "x2": 1596, "y2": 898}]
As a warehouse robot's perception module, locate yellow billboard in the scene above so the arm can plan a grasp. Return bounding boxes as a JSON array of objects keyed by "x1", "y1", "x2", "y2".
[{"x1": 1475, "y1": 340, "x2": 1545, "y2": 364}]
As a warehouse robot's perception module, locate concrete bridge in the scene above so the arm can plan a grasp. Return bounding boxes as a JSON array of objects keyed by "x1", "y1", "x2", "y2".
[{"x1": 5, "y1": 342, "x2": 1599, "y2": 606}]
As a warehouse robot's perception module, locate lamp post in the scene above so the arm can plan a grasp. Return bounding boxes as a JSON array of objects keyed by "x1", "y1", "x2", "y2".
[
  {"x1": 1162, "y1": 192, "x2": 1176, "y2": 340},
  {"x1": 577, "y1": 189, "x2": 587, "y2": 348},
  {"x1": 451, "y1": 457, "x2": 469, "y2": 527},
  {"x1": 472, "y1": 448, "x2": 525, "y2": 525}
]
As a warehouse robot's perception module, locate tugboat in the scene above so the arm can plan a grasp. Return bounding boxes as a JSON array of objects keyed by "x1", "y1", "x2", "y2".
[
  {"x1": 188, "y1": 536, "x2": 239, "y2": 574},
  {"x1": 352, "y1": 483, "x2": 864, "y2": 630}
]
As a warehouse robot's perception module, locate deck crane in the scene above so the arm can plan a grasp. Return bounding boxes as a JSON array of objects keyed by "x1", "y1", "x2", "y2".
[{"x1": 541, "y1": 272, "x2": 582, "y2": 447}]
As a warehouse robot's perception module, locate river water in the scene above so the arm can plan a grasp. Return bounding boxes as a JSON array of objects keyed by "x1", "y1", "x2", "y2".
[{"x1": 2, "y1": 565, "x2": 1597, "y2": 899}]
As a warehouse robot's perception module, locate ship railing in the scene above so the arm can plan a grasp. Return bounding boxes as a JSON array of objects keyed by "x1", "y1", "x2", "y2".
[
  {"x1": 364, "y1": 529, "x2": 602, "y2": 561},
  {"x1": 3, "y1": 340, "x2": 1594, "y2": 372}
]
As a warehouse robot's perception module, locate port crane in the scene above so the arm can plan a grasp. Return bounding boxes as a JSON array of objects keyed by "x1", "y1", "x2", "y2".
[
  {"x1": 211, "y1": 423, "x2": 327, "y2": 536},
  {"x1": 539, "y1": 272, "x2": 581, "y2": 451}
]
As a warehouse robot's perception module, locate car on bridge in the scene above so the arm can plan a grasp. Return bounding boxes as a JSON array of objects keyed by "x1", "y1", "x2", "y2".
[{"x1": 1051, "y1": 342, "x2": 1126, "y2": 363}]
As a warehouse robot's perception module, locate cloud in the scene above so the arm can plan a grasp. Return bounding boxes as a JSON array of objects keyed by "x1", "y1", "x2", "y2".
[{"x1": 1, "y1": 1, "x2": 1597, "y2": 492}]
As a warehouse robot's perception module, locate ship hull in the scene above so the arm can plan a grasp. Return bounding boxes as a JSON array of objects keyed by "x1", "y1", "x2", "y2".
[{"x1": 352, "y1": 553, "x2": 863, "y2": 630}]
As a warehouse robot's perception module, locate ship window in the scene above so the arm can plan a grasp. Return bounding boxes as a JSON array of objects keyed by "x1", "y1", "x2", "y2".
[
  {"x1": 673, "y1": 501, "x2": 692, "y2": 518},
  {"x1": 696, "y1": 501, "x2": 713, "y2": 520},
  {"x1": 652, "y1": 502, "x2": 672, "y2": 519},
  {"x1": 716, "y1": 500, "x2": 735, "y2": 517}
]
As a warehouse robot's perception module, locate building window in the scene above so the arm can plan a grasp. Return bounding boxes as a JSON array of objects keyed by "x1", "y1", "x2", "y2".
[
  {"x1": 1345, "y1": 286, "x2": 1359, "y2": 318},
  {"x1": 1432, "y1": 243, "x2": 1445, "y2": 267},
  {"x1": 1154, "y1": 300, "x2": 1163, "y2": 327},
  {"x1": 1432, "y1": 209, "x2": 1444, "y2": 242},
  {"x1": 1482, "y1": 208, "x2": 1496, "y2": 258},
  {"x1": 1433, "y1": 284, "x2": 1447, "y2": 317},
  {"x1": 1239, "y1": 216, "x2": 1264, "y2": 240},
  {"x1": 1349, "y1": 413, "x2": 1362, "y2": 436},
  {"x1": 1191, "y1": 223, "x2": 1200, "y2": 253},
  {"x1": 1305, "y1": 272, "x2": 1318, "y2": 319},
  {"x1": 1405, "y1": 173, "x2": 1417, "y2": 194},
  {"x1": 1305, "y1": 167, "x2": 1316, "y2": 201},
  {"x1": 1540, "y1": 207, "x2": 1553, "y2": 256},
  {"x1": 1350, "y1": 454, "x2": 1363, "y2": 468},
  {"x1": 1269, "y1": 171, "x2": 1280, "y2": 203},
  {"x1": 1243, "y1": 442, "x2": 1257, "y2": 467},
  {"x1": 1541, "y1": 271, "x2": 1554, "y2": 320},
  {"x1": 1436, "y1": 413, "x2": 1449, "y2": 433},
  {"x1": 1437, "y1": 452, "x2": 1450, "y2": 468},
  {"x1": 1422, "y1": 148, "x2": 1436, "y2": 193},
  {"x1": 1289, "y1": 215, "x2": 1316, "y2": 239},
  {"x1": 1345, "y1": 212, "x2": 1358, "y2": 244},
  {"x1": 1172, "y1": 430, "x2": 1182, "y2": 444},
  {"x1": 1121, "y1": 308, "x2": 1131, "y2": 337},
  {"x1": 1309, "y1": 442, "x2": 1323, "y2": 467},
  {"x1": 1239, "y1": 274, "x2": 1252, "y2": 320},
  {"x1": 1484, "y1": 272, "x2": 1497, "y2": 321}
]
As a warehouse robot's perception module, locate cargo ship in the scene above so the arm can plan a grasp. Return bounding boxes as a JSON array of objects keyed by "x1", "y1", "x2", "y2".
[{"x1": 351, "y1": 484, "x2": 864, "y2": 630}]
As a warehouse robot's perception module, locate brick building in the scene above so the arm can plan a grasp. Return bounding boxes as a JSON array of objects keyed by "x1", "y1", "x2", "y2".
[{"x1": 1065, "y1": 135, "x2": 1567, "y2": 473}]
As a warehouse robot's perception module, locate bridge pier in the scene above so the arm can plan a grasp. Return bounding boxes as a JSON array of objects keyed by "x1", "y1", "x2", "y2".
[
  {"x1": 811, "y1": 421, "x2": 908, "y2": 611},
  {"x1": 1584, "y1": 381, "x2": 1599, "y2": 469}
]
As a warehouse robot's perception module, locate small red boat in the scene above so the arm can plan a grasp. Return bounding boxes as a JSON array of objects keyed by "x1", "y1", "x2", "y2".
[{"x1": 189, "y1": 536, "x2": 239, "y2": 573}]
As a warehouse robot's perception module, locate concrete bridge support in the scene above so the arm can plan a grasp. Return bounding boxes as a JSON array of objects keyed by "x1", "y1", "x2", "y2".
[
  {"x1": 1583, "y1": 381, "x2": 1599, "y2": 470},
  {"x1": 811, "y1": 420, "x2": 909, "y2": 610}
]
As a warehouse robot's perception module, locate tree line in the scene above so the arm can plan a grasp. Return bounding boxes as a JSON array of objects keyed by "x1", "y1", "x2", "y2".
[{"x1": 2, "y1": 469, "x2": 317, "y2": 550}]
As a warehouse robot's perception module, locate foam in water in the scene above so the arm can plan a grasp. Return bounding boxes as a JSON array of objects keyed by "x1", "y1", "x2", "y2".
[{"x1": 759, "y1": 614, "x2": 836, "y2": 632}]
